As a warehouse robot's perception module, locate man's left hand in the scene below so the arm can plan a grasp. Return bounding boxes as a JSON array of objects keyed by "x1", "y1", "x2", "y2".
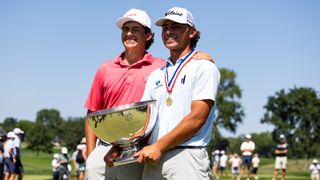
[{"x1": 134, "y1": 144, "x2": 162, "y2": 163}]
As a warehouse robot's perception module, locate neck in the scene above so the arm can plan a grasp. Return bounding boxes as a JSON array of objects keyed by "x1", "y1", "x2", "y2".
[
  {"x1": 170, "y1": 47, "x2": 192, "y2": 64},
  {"x1": 123, "y1": 49, "x2": 146, "y2": 65}
]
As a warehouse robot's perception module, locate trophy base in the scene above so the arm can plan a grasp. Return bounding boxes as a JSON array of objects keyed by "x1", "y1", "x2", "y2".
[
  {"x1": 113, "y1": 139, "x2": 142, "y2": 166},
  {"x1": 113, "y1": 157, "x2": 138, "y2": 166}
]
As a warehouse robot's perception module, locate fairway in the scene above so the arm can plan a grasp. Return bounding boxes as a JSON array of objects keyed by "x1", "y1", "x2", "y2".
[{"x1": 22, "y1": 148, "x2": 312, "y2": 180}]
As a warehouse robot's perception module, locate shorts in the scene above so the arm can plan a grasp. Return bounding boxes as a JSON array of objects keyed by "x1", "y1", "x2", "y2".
[
  {"x1": 220, "y1": 166, "x2": 226, "y2": 171},
  {"x1": 251, "y1": 167, "x2": 258, "y2": 174},
  {"x1": 275, "y1": 156, "x2": 287, "y2": 170},
  {"x1": 232, "y1": 167, "x2": 240, "y2": 174},
  {"x1": 4, "y1": 158, "x2": 15, "y2": 173},
  {"x1": 242, "y1": 155, "x2": 252, "y2": 167}
]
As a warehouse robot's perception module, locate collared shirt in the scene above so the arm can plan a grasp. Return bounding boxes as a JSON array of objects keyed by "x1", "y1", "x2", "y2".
[
  {"x1": 275, "y1": 142, "x2": 288, "y2": 157},
  {"x1": 85, "y1": 52, "x2": 165, "y2": 111},
  {"x1": 240, "y1": 141, "x2": 255, "y2": 156},
  {"x1": 142, "y1": 52, "x2": 220, "y2": 146}
]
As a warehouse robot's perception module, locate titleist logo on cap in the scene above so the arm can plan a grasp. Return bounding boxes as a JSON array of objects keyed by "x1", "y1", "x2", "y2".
[
  {"x1": 126, "y1": 13, "x2": 137, "y2": 17},
  {"x1": 165, "y1": 10, "x2": 183, "y2": 16}
]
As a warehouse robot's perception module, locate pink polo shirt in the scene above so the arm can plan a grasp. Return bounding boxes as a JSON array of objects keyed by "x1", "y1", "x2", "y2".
[{"x1": 85, "y1": 52, "x2": 165, "y2": 112}]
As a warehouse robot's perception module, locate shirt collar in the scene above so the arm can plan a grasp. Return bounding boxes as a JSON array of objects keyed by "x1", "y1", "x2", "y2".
[
  {"x1": 114, "y1": 51, "x2": 153, "y2": 66},
  {"x1": 166, "y1": 50, "x2": 193, "y2": 67}
]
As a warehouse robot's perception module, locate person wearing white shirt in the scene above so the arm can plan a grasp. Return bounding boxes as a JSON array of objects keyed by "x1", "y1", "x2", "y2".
[
  {"x1": 229, "y1": 153, "x2": 242, "y2": 179},
  {"x1": 219, "y1": 150, "x2": 228, "y2": 178},
  {"x1": 13, "y1": 128, "x2": 24, "y2": 180},
  {"x1": 134, "y1": 7, "x2": 220, "y2": 180},
  {"x1": 251, "y1": 153, "x2": 260, "y2": 180},
  {"x1": 3, "y1": 131, "x2": 16, "y2": 180},
  {"x1": 310, "y1": 159, "x2": 320, "y2": 180},
  {"x1": 238, "y1": 134, "x2": 255, "y2": 180}
]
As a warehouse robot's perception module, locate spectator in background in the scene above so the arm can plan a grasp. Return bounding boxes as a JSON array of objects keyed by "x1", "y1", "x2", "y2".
[
  {"x1": 59, "y1": 147, "x2": 71, "y2": 180},
  {"x1": 72, "y1": 147, "x2": 80, "y2": 180},
  {"x1": 310, "y1": 159, "x2": 320, "y2": 180},
  {"x1": 51, "y1": 153, "x2": 60, "y2": 180},
  {"x1": 76, "y1": 138, "x2": 87, "y2": 180},
  {"x1": 3, "y1": 131, "x2": 16, "y2": 180},
  {"x1": 0, "y1": 132, "x2": 5, "y2": 180},
  {"x1": 251, "y1": 153, "x2": 260, "y2": 180},
  {"x1": 219, "y1": 150, "x2": 228, "y2": 178},
  {"x1": 272, "y1": 134, "x2": 288, "y2": 180},
  {"x1": 238, "y1": 134, "x2": 255, "y2": 180},
  {"x1": 229, "y1": 153, "x2": 242, "y2": 180},
  {"x1": 212, "y1": 150, "x2": 220, "y2": 178},
  {"x1": 13, "y1": 128, "x2": 24, "y2": 180}
]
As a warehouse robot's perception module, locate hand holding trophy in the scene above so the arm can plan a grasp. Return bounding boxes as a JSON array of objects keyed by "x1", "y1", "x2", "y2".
[{"x1": 86, "y1": 100, "x2": 156, "y2": 166}]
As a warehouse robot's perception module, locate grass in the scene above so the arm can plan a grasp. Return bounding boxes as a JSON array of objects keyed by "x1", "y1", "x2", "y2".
[
  {"x1": 214, "y1": 158, "x2": 311, "y2": 180},
  {"x1": 21, "y1": 148, "x2": 312, "y2": 180}
]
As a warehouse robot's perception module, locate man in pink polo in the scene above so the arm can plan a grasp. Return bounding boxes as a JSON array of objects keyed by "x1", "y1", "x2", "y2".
[{"x1": 84, "y1": 9, "x2": 165, "y2": 180}]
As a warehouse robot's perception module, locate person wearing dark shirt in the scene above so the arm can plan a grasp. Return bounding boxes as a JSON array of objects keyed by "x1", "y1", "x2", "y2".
[{"x1": 272, "y1": 134, "x2": 288, "y2": 180}]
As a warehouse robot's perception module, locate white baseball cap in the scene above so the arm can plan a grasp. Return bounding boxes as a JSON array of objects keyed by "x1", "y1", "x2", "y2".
[
  {"x1": 279, "y1": 134, "x2": 285, "y2": 139},
  {"x1": 13, "y1": 128, "x2": 24, "y2": 134},
  {"x1": 313, "y1": 159, "x2": 318, "y2": 164},
  {"x1": 7, "y1": 131, "x2": 16, "y2": 138},
  {"x1": 53, "y1": 153, "x2": 59, "y2": 159},
  {"x1": 221, "y1": 150, "x2": 225, "y2": 154},
  {"x1": 155, "y1": 7, "x2": 195, "y2": 27},
  {"x1": 116, "y1": 9, "x2": 151, "y2": 29},
  {"x1": 245, "y1": 134, "x2": 252, "y2": 139},
  {"x1": 61, "y1": 147, "x2": 68, "y2": 154},
  {"x1": 80, "y1": 137, "x2": 86, "y2": 144}
]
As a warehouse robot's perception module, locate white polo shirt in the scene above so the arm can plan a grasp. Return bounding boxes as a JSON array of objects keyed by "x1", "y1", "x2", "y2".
[
  {"x1": 240, "y1": 140, "x2": 255, "y2": 156},
  {"x1": 142, "y1": 53, "x2": 220, "y2": 146}
]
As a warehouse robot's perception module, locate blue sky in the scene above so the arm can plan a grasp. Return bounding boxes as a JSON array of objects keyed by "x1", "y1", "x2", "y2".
[{"x1": 0, "y1": 1, "x2": 319, "y2": 137}]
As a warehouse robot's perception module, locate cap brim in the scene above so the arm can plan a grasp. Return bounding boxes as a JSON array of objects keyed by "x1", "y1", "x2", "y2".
[
  {"x1": 116, "y1": 17, "x2": 150, "y2": 29},
  {"x1": 155, "y1": 17, "x2": 193, "y2": 27}
]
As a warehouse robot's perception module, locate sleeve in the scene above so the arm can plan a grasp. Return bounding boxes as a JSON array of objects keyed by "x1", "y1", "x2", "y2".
[
  {"x1": 192, "y1": 61, "x2": 220, "y2": 102},
  {"x1": 141, "y1": 72, "x2": 157, "y2": 136},
  {"x1": 84, "y1": 67, "x2": 104, "y2": 112}
]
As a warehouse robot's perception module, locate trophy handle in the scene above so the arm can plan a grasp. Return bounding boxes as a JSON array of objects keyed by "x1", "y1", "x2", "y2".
[{"x1": 130, "y1": 105, "x2": 151, "y2": 139}]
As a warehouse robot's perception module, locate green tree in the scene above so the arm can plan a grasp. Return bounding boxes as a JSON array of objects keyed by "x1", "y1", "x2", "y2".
[
  {"x1": 215, "y1": 68, "x2": 244, "y2": 133},
  {"x1": 2, "y1": 117, "x2": 18, "y2": 132},
  {"x1": 16, "y1": 119, "x2": 34, "y2": 142},
  {"x1": 27, "y1": 122, "x2": 53, "y2": 155},
  {"x1": 261, "y1": 87, "x2": 320, "y2": 159},
  {"x1": 36, "y1": 109, "x2": 63, "y2": 139},
  {"x1": 59, "y1": 117, "x2": 85, "y2": 151},
  {"x1": 210, "y1": 68, "x2": 245, "y2": 153}
]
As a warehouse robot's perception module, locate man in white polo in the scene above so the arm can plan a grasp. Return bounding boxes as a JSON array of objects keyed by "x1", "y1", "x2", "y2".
[
  {"x1": 238, "y1": 134, "x2": 255, "y2": 180},
  {"x1": 272, "y1": 134, "x2": 288, "y2": 180},
  {"x1": 134, "y1": 7, "x2": 220, "y2": 179}
]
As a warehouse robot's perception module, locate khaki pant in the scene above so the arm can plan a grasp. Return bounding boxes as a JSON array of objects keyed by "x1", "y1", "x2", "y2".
[{"x1": 142, "y1": 147, "x2": 211, "y2": 180}]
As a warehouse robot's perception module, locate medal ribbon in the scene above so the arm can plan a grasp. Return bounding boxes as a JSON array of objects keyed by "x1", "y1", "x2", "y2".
[{"x1": 164, "y1": 49, "x2": 198, "y2": 93}]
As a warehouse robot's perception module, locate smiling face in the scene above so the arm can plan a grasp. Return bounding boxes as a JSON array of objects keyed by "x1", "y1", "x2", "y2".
[
  {"x1": 161, "y1": 20, "x2": 196, "y2": 51},
  {"x1": 121, "y1": 21, "x2": 152, "y2": 51}
]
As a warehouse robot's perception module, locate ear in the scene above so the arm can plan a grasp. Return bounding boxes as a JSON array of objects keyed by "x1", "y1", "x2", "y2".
[
  {"x1": 146, "y1": 32, "x2": 154, "y2": 41},
  {"x1": 189, "y1": 27, "x2": 197, "y2": 38}
]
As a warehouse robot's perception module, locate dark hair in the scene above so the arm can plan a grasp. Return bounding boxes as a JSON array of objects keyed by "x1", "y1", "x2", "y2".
[
  {"x1": 190, "y1": 30, "x2": 200, "y2": 49},
  {"x1": 144, "y1": 26, "x2": 154, "y2": 50}
]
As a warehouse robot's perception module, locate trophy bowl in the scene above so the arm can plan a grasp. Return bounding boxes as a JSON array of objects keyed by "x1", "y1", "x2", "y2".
[{"x1": 87, "y1": 100, "x2": 156, "y2": 166}]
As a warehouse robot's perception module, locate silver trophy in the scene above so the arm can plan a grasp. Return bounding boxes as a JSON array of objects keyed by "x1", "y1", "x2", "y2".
[{"x1": 87, "y1": 100, "x2": 156, "y2": 166}]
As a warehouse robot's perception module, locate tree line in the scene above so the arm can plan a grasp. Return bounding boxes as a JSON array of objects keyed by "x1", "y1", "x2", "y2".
[{"x1": 1, "y1": 68, "x2": 319, "y2": 158}]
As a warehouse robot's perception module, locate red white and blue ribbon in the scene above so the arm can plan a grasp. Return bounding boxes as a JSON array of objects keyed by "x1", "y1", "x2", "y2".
[{"x1": 164, "y1": 49, "x2": 198, "y2": 93}]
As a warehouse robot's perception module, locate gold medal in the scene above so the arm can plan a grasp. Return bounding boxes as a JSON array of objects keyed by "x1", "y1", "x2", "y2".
[{"x1": 166, "y1": 97, "x2": 173, "y2": 106}]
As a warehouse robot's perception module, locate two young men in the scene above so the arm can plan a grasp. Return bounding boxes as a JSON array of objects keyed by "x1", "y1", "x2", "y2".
[{"x1": 85, "y1": 7, "x2": 219, "y2": 180}]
